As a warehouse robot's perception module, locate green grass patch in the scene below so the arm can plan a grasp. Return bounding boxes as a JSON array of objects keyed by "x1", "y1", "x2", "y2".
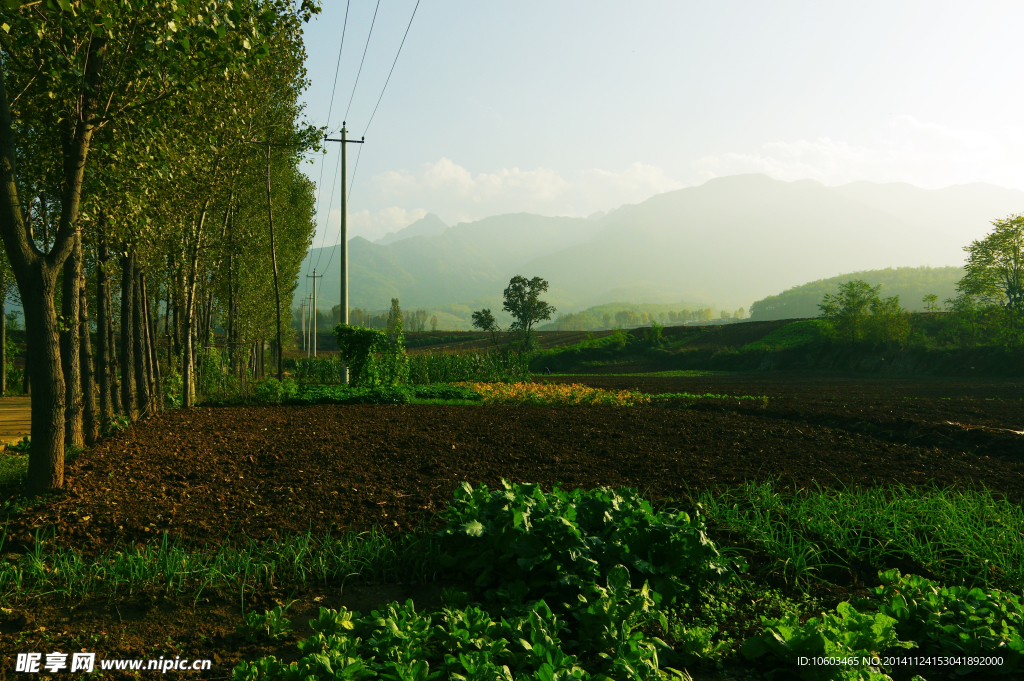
[
  {"x1": 648, "y1": 392, "x2": 768, "y2": 403},
  {"x1": 0, "y1": 528, "x2": 445, "y2": 603},
  {"x1": 0, "y1": 451, "x2": 28, "y2": 488},
  {"x1": 696, "y1": 480, "x2": 1024, "y2": 590},
  {"x1": 543, "y1": 369, "x2": 732, "y2": 377},
  {"x1": 739, "y1": 319, "x2": 823, "y2": 352}
]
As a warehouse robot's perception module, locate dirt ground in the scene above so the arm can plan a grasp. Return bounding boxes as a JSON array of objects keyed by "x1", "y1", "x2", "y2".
[{"x1": 1, "y1": 373, "x2": 1022, "y2": 678}]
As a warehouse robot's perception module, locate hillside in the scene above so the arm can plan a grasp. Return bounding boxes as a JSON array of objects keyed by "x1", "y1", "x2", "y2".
[
  {"x1": 297, "y1": 174, "x2": 1024, "y2": 316},
  {"x1": 749, "y1": 266, "x2": 964, "y2": 320}
]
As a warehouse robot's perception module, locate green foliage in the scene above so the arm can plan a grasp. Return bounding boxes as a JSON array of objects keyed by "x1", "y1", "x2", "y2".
[
  {"x1": 5, "y1": 436, "x2": 30, "y2": 453},
  {"x1": 818, "y1": 280, "x2": 910, "y2": 347},
  {"x1": 645, "y1": 321, "x2": 665, "y2": 346},
  {"x1": 751, "y1": 266, "x2": 964, "y2": 320},
  {"x1": 818, "y1": 280, "x2": 881, "y2": 343},
  {"x1": 438, "y1": 480, "x2": 730, "y2": 607},
  {"x1": 234, "y1": 596, "x2": 685, "y2": 681},
  {"x1": 472, "y1": 308, "x2": 503, "y2": 348},
  {"x1": 741, "y1": 601, "x2": 910, "y2": 680},
  {"x1": 740, "y1": 320, "x2": 823, "y2": 351},
  {"x1": 873, "y1": 569, "x2": 1024, "y2": 667},
  {"x1": 959, "y1": 214, "x2": 1024, "y2": 343},
  {"x1": 237, "y1": 603, "x2": 294, "y2": 643},
  {"x1": 502, "y1": 276, "x2": 556, "y2": 349},
  {"x1": 285, "y1": 385, "x2": 411, "y2": 406},
  {"x1": 334, "y1": 325, "x2": 389, "y2": 387},
  {"x1": 695, "y1": 480, "x2": 1024, "y2": 590},
  {"x1": 292, "y1": 356, "x2": 348, "y2": 384},
  {"x1": 334, "y1": 318, "x2": 409, "y2": 387},
  {"x1": 251, "y1": 377, "x2": 299, "y2": 404},
  {"x1": 407, "y1": 350, "x2": 531, "y2": 384}
]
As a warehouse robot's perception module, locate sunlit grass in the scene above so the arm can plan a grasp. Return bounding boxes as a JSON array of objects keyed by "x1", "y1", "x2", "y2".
[{"x1": 695, "y1": 480, "x2": 1024, "y2": 590}]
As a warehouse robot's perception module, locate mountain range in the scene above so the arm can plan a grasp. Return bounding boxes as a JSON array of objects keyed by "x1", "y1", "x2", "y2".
[{"x1": 296, "y1": 174, "x2": 1024, "y2": 320}]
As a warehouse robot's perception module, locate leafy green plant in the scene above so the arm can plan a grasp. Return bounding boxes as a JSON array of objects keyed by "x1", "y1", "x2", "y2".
[
  {"x1": 5, "y1": 436, "x2": 30, "y2": 453},
  {"x1": 439, "y1": 481, "x2": 732, "y2": 607},
  {"x1": 309, "y1": 606, "x2": 359, "y2": 636},
  {"x1": 740, "y1": 601, "x2": 912, "y2": 681},
  {"x1": 872, "y1": 569, "x2": 1024, "y2": 669},
  {"x1": 237, "y1": 603, "x2": 294, "y2": 642}
]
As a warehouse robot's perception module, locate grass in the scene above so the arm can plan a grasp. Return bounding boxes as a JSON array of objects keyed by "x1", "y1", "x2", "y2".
[
  {"x1": 0, "y1": 528, "x2": 446, "y2": 604},
  {"x1": 694, "y1": 479, "x2": 1024, "y2": 590},
  {"x1": 0, "y1": 450, "x2": 28, "y2": 488},
  {"x1": 543, "y1": 369, "x2": 733, "y2": 377},
  {"x1": 738, "y1": 319, "x2": 823, "y2": 352}
]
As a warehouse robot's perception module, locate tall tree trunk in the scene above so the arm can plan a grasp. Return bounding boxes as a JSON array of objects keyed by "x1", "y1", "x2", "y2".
[
  {"x1": 227, "y1": 247, "x2": 235, "y2": 374},
  {"x1": 96, "y1": 233, "x2": 112, "y2": 429},
  {"x1": 120, "y1": 252, "x2": 137, "y2": 420},
  {"x1": 106, "y1": 272, "x2": 120, "y2": 416},
  {"x1": 0, "y1": 39, "x2": 106, "y2": 493},
  {"x1": 80, "y1": 249, "x2": 97, "y2": 445},
  {"x1": 181, "y1": 200, "x2": 209, "y2": 408},
  {"x1": 1, "y1": 296, "x2": 5, "y2": 396},
  {"x1": 265, "y1": 144, "x2": 284, "y2": 381},
  {"x1": 61, "y1": 232, "x2": 84, "y2": 448},
  {"x1": 139, "y1": 270, "x2": 155, "y2": 412},
  {"x1": 132, "y1": 263, "x2": 150, "y2": 418},
  {"x1": 143, "y1": 274, "x2": 162, "y2": 413},
  {"x1": 164, "y1": 263, "x2": 173, "y2": 369}
]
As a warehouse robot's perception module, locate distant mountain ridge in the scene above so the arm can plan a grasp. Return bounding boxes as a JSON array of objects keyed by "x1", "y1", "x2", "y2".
[
  {"x1": 296, "y1": 174, "x2": 1024, "y2": 317},
  {"x1": 374, "y1": 213, "x2": 449, "y2": 245}
]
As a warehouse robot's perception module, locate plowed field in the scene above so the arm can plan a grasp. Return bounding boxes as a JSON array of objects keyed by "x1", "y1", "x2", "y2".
[{"x1": 1, "y1": 374, "x2": 1022, "y2": 678}]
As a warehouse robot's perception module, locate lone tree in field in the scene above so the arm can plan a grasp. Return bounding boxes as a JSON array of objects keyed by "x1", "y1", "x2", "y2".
[
  {"x1": 471, "y1": 308, "x2": 501, "y2": 347},
  {"x1": 502, "y1": 275, "x2": 555, "y2": 350},
  {"x1": 957, "y1": 215, "x2": 1024, "y2": 343},
  {"x1": 818, "y1": 280, "x2": 880, "y2": 343}
]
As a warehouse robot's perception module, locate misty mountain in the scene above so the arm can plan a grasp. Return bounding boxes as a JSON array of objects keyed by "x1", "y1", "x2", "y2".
[
  {"x1": 296, "y1": 174, "x2": 1024, "y2": 315},
  {"x1": 374, "y1": 213, "x2": 449, "y2": 245}
]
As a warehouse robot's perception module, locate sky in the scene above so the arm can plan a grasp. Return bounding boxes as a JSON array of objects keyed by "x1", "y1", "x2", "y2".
[{"x1": 298, "y1": 0, "x2": 1024, "y2": 247}]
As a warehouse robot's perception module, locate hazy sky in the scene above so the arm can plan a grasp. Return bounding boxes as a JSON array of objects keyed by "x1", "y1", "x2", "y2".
[{"x1": 299, "y1": 1, "x2": 1024, "y2": 247}]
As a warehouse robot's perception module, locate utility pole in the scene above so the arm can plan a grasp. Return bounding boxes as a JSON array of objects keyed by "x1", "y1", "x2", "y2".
[
  {"x1": 306, "y1": 294, "x2": 313, "y2": 357},
  {"x1": 324, "y1": 123, "x2": 364, "y2": 383},
  {"x1": 300, "y1": 299, "x2": 307, "y2": 352},
  {"x1": 306, "y1": 270, "x2": 322, "y2": 357}
]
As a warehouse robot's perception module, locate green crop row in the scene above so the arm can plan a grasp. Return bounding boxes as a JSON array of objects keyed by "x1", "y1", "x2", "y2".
[{"x1": 228, "y1": 482, "x2": 1023, "y2": 680}]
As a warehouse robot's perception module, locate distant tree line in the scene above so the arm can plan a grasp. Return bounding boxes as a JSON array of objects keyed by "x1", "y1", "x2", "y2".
[
  {"x1": 817, "y1": 215, "x2": 1024, "y2": 348},
  {"x1": 752, "y1": 266, "x2": 964, "y2": 321},
  {"x1": 544, "y1": 306, "x2": 746, "y2": 331}
]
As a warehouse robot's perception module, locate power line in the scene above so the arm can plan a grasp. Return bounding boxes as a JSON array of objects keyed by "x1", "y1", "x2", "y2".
[
  {"x1": 363, "y1": 0, "x2": 421, "y2": 136},
  {"x1": 310, "y1": 0, "x2": 352, "y2": 277},
  {"x1": 343, "y1": 0, "x2": 381, "y2": 123}
]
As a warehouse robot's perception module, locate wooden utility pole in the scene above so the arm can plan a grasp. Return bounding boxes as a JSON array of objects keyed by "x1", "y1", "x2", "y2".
[
  {"x1": 306, "y1": 270, "x2": 322, "y2": 357},
  {"x1": 305, "y1": 294, "x2": 313, "y2": 357},
  {"x1": 324, "y1": 124, "x2": 364, "y2": 383}
]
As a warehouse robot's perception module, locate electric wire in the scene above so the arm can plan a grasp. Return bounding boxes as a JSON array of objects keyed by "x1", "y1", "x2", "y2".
[
  {"x1": 324, "y1": 0, "x2": 420, "y2": 311},
  {"x1": 343, "y1": 0, "x2": 381, "y2": 123},
  {"x1": 362, "y1": 0, "x2": 421, "y2": 137},
  {"x1": 309, "y1": 0, "x2": 351, "y2": 279}
]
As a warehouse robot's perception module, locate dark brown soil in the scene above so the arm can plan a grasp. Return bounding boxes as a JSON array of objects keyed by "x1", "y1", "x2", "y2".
[{"x1": 1, "y1": 374, "x2": 1022, "y2": 679}]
